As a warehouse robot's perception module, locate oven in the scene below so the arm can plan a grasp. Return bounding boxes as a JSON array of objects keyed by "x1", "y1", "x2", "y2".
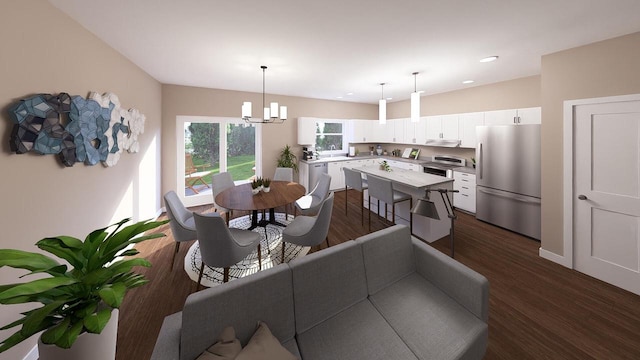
[{"x1": 422, "y1": 155, "x2": 466, "y2": 178}]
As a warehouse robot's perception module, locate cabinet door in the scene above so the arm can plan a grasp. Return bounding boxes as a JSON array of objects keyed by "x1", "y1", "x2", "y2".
[
  {"x1": 352, "y1": 120, "x2": 372, "y2": 142},
  {"x1": 372, "y1": 121, "x2": 392, "y2": 143},
  {"x1": 459, "y1": 112, "x2": 484, "y2": 148},
  {"x1": 425, "y1": 115, "x2": 442, "y2": 139},
  {"x1": 517, "y1": 107, "x2": 541, "y2": 124},
  {"x1": 297, "y1": 117, "x2": 317, "y2": 145},
  {"x1": 484, "y1": 109, "x2": 517, "y2": 125},
  {"x1": 327, "y1": 162, "x2": 343, "y2": 191},
  {"x1": 392, "y1": 118, "x2": 405, "y2": 143},
  {"x1": 441, "y1": 114, "x2": 459, "y2": 139}
]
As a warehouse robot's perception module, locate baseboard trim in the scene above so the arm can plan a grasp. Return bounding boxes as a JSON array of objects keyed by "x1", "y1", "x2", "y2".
[{"x1": 539, "y1": 247, "x2": 572, "y2": 268}]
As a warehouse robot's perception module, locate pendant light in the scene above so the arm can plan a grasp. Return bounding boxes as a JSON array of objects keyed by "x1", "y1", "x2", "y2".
[
  {"x1": 379, "y1": 83, "x2": 386, "y2": 124},
  {"x1": 242, "y1": 66, "x2": 287, "y2": 124},
  {"x1": 411, "y1": 72, "x2": 420, "y2": 123}
]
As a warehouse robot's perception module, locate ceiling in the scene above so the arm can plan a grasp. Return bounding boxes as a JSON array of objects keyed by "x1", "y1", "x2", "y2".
[{"x1": 49, "y1": 0, "x2": 640, "y2": 104}]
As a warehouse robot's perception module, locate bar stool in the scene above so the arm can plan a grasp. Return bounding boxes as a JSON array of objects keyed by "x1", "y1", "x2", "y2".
[
  {"x1": 366, "y1": 174, "x2": 412, "y2": 232},
  {"x1": 343, "y1": 168, "x2": 368, "y2": 226}
]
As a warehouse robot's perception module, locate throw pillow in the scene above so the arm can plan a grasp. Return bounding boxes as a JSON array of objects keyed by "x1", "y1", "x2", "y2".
[
  {"x1": 196, "y1": 326, "x2": 242, "y2": 360},
  {"x1": 236, "y1": 321, "x2": 297, "y2": 360}
]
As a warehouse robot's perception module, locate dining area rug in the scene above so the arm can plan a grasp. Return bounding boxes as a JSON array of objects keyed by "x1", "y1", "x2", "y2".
[{"x1": 184, "y1": 213, "x2": 310, "y2": 287}]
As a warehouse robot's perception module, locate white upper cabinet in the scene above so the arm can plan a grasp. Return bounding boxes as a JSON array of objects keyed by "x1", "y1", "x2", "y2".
[
  {"x1": 516, "y1": 107, "x2": 541, "y2": 124},
  {"x1": 372, "y1": 121, "x2": 391, "y2": 143},
  {"x1": 427, "y1": 114, "x2": 459, "y2": 139},
  {"x1": 298, "y1": 117, "x2": 317, "y2": 145},
  {"x1": 459, "y1": 112, "x2": 485, "y2": 148},
  {"x1": 484, "y1": 107, "x2": 541, "y2": 125},
  {"x1": 391, "y1": 118, "x2": 405, "y2": 143},
  {"x1": 351, "y1": 119, "x2": 373, "y2": 143},
  {"x1": 405, "y1": 117, "x2": 427, "y2": 145}
]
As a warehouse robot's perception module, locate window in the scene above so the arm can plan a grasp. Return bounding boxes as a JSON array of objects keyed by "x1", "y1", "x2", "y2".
[
  {"x1": 315, "y1": 120, "x2": 347, "y2": 155},
  {"x1": 178, "y1": 116, "x2": 261, "y2": 207}
]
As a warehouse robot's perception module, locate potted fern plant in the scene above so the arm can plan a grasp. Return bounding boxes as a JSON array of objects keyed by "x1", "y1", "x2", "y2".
[
  {"x1": 276, "y1": 144, "x2": 298, "y2": 173},
  {"x1": 0, "y1": 217, "x2": 168, "y2": 360}
]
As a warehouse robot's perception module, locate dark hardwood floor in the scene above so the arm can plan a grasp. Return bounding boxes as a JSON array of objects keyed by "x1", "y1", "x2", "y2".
[{"x1": 117, "y1": 189, "x2": 640, "y2": 360}]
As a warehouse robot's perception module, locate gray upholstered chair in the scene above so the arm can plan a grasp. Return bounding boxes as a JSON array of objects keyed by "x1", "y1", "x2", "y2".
[
  {"x1": 343, "y1": 167, "x2": 368, "y2": 226},
  {"x1": 212, "y1": 172, "x2": 235, "y2": 224},
  {"x1": 274, "y1": 167, "x2": 295, "y2": 218},
  {"x1": 295, "y1": 173, "x2": 331, "y2": 216},
  {"x1": 366, "y1": 174, "x2": 412, "y2": 232},
  {"x1": 193, "y1": 212, "x2": 261, "y2": 290},
  {"x1": 282, "y1": 192, "x2": 334, "y2": 262},
  {"x1": 273, "y1": 167, "x2": 293, "y2": 182},
  {"x1": 163, "y1": 190, "x2": 197, "y2": 270}
]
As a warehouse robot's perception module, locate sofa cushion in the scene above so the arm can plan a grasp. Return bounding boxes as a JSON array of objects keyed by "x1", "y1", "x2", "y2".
[
  {"x1": 356, "y1": 225, "x2": 415, "y2": 295},
  {"x1": 196, "y1": 326, "x2": 242, "y2": 360},
  {"x1": 296, "y1": 300, "x2": 418, "y2": 360},
  {"x1": 181, "y1": 264, "x2": 295, "y2": 360},
  {"x1": 236, "y1": 322, "x2": 297, "y2": 360},
  {"x1": 370, "y1": 272, "x2": 488, "y2": 360},
  {"x1": 289, "y1": 240, "x2": 368, "y2": 333}
]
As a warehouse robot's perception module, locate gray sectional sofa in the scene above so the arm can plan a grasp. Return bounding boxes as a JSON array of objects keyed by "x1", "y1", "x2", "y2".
[{"x1": 151, "y1": 225, "x2": 489, "y2": 360}]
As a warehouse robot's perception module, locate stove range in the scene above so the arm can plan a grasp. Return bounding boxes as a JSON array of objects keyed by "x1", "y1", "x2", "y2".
[{"x1": 422, "y1": 155, "x2": 466, "y2": 178}]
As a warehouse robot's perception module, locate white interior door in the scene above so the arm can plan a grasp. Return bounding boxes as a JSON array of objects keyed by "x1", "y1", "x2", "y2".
[{"x1": 574, "y1": 100, "x2": 640, "y2": 295}]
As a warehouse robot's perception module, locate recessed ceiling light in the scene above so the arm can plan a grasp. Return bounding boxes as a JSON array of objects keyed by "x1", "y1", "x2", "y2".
[
  {"x1": 417, "y1": 90, "x2": 425, "y2": 94},
  {"x1": 462, "y1": 80, "x2": 474, "y2": 84},
  {"x1": 480, "y1": 56, "x2": 499, "y2": 63},
  {"x1": 386, "y1": 97, "x2": 393, "y2": 100},
  {"x1": 336, "y1": 96, "x2": 343, "y2": 99},
  {"x1": 346, "y1": 92, "x2": 354, "y2": 96}
]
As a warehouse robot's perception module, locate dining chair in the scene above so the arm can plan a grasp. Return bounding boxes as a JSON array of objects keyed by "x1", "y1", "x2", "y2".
[
  {"x1": 343, "y1": 168, "x2": 368, "y2": 226},
  {"x1": 295, "y1": 173, "x2": 331, "y2": 216},
  {"x1": 163, "y1": 191, "x2": 198, "y2": 270},
  {"x1": 273, "y1": 167, "x2": 294, "y2": 219},
  {"x1": 273, "y1": 167, "x2": 293, "y2": 182},
  {"x1": 184, "y1": 153, "x2": 211, "y2": 194},
  {"x1": 212, "y1": 172, "x2": 235, "y2": 224},
  {"x1": 366, "y1": 174, "x2": 412, "y2": 232},
  {"x1": 193, "y1": 212, "x2": 262, "y2": 290},
  {"x1": 281, "y1": 192, "x2": 334, "y2": 262}
]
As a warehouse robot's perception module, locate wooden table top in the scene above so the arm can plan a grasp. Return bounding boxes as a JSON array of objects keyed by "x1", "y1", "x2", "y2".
[{"x1": 214, "y1": 181, "x2": 306, "y2": 212}]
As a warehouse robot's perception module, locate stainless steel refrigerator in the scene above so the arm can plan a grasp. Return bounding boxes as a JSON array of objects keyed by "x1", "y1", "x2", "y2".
[{"x1": 475, "y1": 124, "x2": 541, "y2": 240}]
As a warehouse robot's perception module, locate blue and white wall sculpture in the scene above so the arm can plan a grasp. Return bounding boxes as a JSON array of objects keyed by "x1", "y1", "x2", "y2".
[{"x1": 8, "y1": 92, "x2": 146, "y2": 167}]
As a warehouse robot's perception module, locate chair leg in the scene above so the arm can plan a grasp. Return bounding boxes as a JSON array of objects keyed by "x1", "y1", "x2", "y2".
[
  {"x1": 392, "y1": 204, "x2": 395, "y2": 225},
  {"x1": 225, "y1": 212, "x2": 230, "y2": 225},
  {"x1": 409, "y1": 199, "x2": 413, "y2": 233},
  {"x1": 325, "y1": 236, "x2": 330, "y2": 248},
  {"x1": 257, "y1": 244, "x2": 262, "y2": 270},
  {"x1": 263, "y1": 228, "x2": 270, "y2": 253},
  {"x1": 281, "y1": 241, "x2": 286, "y2": 263},
  {"x1": 368, "y1": 195, "x2": 371, "y2": 232},
  {"x1": 223, "y1": 267, "x2": 230, "y2": 283},
  {"x1": 360, "y1": 191, "x2": 364, "y2": 226},
  {"x1": 171, "y1": 242, "x2": 180, "y2": 271},
  {"x1": 196, "y1": 262, "x2": 205, "y2": 292},
  {"x1": 345, "y1": 186, "x2": 348, "y2": 216}
]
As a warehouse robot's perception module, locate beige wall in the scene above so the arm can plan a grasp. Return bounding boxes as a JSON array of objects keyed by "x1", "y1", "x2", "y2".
[
  {"x1": 161, "y1": 84, "x2": 377, "y2": 193},
  {"x1": 0, "y1": 1, "x2": 162, "y2": 359},
  {"x1": 540, "y1": 31, "x2": 640, "y2": 255}
]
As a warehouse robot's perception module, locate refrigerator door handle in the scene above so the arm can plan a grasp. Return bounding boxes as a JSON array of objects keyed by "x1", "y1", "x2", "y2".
[
  {"x1": 477, "y1": 142, "x2": 483, "y2": 180},
  {"x1": 478, "y1": 187, "x2": 541, "y2": 204}
]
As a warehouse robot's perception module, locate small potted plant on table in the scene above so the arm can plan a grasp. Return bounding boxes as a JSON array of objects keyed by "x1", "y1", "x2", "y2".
[{"x1": 262, "y1": 178, "x2": 272, "y2": 193}]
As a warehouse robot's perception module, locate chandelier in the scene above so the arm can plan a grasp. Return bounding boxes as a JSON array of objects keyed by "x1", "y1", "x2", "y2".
[{"x1": 242, "y1": 66, "x2": 287, "y2": 124}]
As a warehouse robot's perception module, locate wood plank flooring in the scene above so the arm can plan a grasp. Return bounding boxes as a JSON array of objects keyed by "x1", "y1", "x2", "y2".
[{"x1": 116, "y1": 189, "x2": 640, "y2": 359}]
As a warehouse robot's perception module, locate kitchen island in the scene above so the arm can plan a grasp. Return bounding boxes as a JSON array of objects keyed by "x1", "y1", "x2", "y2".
[{"x1": 355, "y1": 166, "x2": 453, "y2": 243}]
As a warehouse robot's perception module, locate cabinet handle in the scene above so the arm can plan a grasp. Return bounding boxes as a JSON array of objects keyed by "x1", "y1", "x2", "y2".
[
  {"x1": 578, "y1": 194, "x2": 588, "y2": 200},
  {"x1": 462, "y1": 194, "x2": 469, "y2": 197}
]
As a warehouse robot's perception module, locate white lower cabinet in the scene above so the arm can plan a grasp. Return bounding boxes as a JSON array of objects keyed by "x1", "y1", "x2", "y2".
[{"x1": 453, "y1": 171, "x2": 476, "y2": 213}]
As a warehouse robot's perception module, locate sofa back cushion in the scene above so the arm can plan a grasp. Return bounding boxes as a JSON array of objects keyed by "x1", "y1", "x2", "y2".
[
  {"x1": 289, "y1": 240, "x2": 368, "y2": 333},
  {"x1": 356, "y1": 225, "x2": 416, "y2": 295},
  {"x1": 181, "y1": 265, "x2": 295, "y2": 360}
]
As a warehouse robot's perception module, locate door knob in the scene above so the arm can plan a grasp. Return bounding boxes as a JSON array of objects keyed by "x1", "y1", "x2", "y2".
[{"x1": 578, "y1": 195, "x2": 588, "y2": 200}]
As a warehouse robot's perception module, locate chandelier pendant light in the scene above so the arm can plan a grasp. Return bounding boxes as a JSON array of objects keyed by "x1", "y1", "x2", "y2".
[
  {"x1": 242, "y1": 65, "x2": 287, "y2": 124},
  {"x1": 379, "y1": 82, "x2": 387, "y2": 124},
  {"x1": 411, "y1": 72, "x2": 420, "y2": 123}
]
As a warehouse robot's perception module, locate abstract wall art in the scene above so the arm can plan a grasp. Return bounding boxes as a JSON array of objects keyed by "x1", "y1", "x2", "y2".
[{"x1": 7, "y1": 92, "x2": 146, "y2": 167}]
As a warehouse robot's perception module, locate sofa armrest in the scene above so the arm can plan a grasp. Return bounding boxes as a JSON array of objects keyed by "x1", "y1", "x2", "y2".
[
  {"x1": 150, "y1": 312, "x2": 182, "y2": 360},
  {"x1": 413, "y1": 238, "x2": 489, "y2": 322}
]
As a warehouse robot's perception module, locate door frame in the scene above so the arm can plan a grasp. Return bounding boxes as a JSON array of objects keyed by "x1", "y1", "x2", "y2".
[{"x1": 551, "y1": 93, "x2": 640, "y2": 269}]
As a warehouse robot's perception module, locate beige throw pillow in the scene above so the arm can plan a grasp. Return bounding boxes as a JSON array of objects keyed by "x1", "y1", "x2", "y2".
[
  {"x1": 196, "y1": 326, "x2": 242, "y2": 360},
  {"x1": 235, "y1": 321, "x2": 297, "y2": 360}
]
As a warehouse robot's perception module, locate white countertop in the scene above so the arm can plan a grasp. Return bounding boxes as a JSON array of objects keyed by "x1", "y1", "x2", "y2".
[
  {"x1": 300, "y1": 155, "x2": 428, "y2": 165},
  {"x1": 355, "y1": 166, "x2": 453, "y2": 189}
]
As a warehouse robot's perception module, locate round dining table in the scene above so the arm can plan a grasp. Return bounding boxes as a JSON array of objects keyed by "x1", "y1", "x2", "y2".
[{"x1": 214, "y1": 180, "x2": 306, "y2": 230}]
